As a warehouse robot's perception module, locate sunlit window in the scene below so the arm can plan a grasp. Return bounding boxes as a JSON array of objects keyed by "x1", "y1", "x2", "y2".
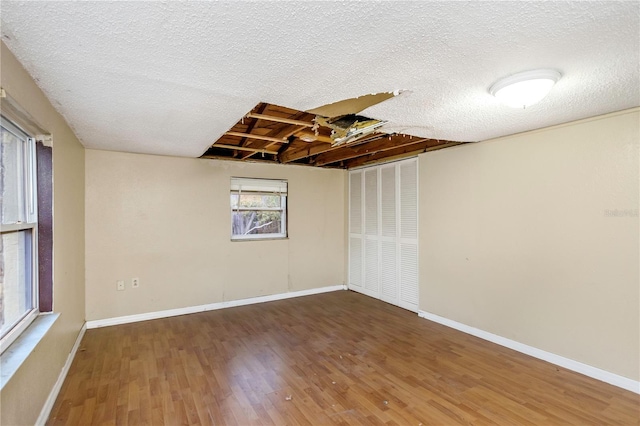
[
  {"x1": 230, "y1": 178, "x2": 287, "y2": 240},
  {"x1": 0, "y1": 117, "x2": 38, "y2": 353}
]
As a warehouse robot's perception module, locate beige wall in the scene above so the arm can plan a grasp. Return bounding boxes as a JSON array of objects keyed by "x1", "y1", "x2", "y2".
[
  {"x1": 419, "y1": 109, "x2": 639, "y2": 380},
  {"x1": 85, "y1": 150, "x2": 346, "y2": 320},
  {"x1": 0, "y1": 42, "x2": 86, "y2": 424}
]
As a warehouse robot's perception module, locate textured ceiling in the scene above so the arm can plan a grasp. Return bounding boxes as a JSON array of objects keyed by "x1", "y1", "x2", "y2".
[{"x1": 1, "y1": 1, "x2": 638, "y2": 158}]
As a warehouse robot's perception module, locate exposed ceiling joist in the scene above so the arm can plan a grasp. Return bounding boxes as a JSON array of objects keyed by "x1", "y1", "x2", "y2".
[
  {"x1": 203, "y1": 102, "x2": 465, "y2": 168},
  {"x1": 313, "y1": 136, "x2": 431, "y2": 167},
  {"x1": 246, "y1": 113, "x2": 314, "y2": 127},
  {"x1": 345, "y1": 141, "x2": 463, "y2": 169},
  {"x1": 237, "y1": 103, "x2": 267, "y2": 149},
  {"x1": 279, "y1": 142, "x2": 336, "y2": 164},
  {"x1": 225, "y1": 131, "x2": 288, "y2": 144},
  {"x1": 292, "y1": 130, "x2": 334, "y2": 144},
  {"x1": 240, "y1": 110, "x2": 315, "y2": 160},
  {"x1": 212, "y1": 143, "x2": 279, "y2": 155}
]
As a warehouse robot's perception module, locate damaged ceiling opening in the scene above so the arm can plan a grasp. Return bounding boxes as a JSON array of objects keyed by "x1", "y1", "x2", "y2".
[{"x1": 202, "y1": 93, "x2": 465, "y2": 169}]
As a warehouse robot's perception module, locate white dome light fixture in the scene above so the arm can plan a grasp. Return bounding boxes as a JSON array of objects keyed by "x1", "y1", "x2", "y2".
[{"x1": 490, "y1": 69, "x2": 561, "y2": 109}]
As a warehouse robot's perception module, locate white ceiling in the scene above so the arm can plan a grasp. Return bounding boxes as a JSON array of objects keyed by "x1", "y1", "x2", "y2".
[{"x1": 1, "y1": 1, "x2": 638, "y2": 158}]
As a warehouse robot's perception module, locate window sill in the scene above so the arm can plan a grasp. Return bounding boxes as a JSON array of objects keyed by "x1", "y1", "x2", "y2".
[
  {"x1": 231, "y1": 236, "x2": 289, "y2": 242},
  {"x1": 0, "y1": 313, "x2": 59, "y2": 390}
]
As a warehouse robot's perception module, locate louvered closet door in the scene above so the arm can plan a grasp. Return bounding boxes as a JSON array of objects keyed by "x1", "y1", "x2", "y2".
[
  {"x1": 349, "y1": 171, "x2": 363, "y2": 290},
  {"x1": 379, "y1": 165, "x2": 398, "y2": 305},
  {"x1": 348, "y1": 158, "x2": 419, "y2": 312},
  {"x1": 363, "y1": 169, "x2": 379, "y2": 296},
  {"x1": 398, "y1": 160, "x2": 419, "y2": 311}
]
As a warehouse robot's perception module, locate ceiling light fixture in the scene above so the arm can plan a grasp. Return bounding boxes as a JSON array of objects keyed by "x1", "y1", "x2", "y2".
[{"x1": 490, "y1": 69, "x2": 561, "y2": 109}]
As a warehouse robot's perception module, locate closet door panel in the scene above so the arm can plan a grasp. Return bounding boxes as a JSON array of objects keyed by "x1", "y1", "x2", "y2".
[
  {"x1": 380, "y1": 165, "x2": 396, "y2": 238},
  {"x1": 400, "y1": 160, "x2": 418, "y2": 240},
  {"x1": 380, "y1": 240, "x2": 398, "y2": 303},
  {"x1": 399, "y1": 242, "x2": 419, "y2": 309},
  {"x1": 349, "y1": 171, "x2": 364, "y2": 292},
  {"x1": 364, "y1": 169, "x2": 378, "y2": 236},
  {"x1": 349, "y1": 171, "x2": 362, "y2": 234},
  {"x1": 364, "y1": 238, "x2": 379, "y2": 294},
  {"x1": 349, "y1": 237, "x2": 362, "y2": 289}
]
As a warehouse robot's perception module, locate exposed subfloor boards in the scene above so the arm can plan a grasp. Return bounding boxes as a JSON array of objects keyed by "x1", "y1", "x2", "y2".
[{"x1": 48, "y1": 291, "x2": 639, "y2": 425}]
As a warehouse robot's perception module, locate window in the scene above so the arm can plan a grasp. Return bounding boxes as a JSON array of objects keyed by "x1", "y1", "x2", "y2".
[
  {"x1": 0, "y1": 117, "x2": 39, "y2": 352},
  {"x1": 230, "y1": 177, "x2": 287, "y2": 240}
]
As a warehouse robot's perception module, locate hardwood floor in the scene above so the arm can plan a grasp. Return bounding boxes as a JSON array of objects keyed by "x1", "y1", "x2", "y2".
[{"x1": 48, "y1": 291, "x2": 639, "y2": 425}]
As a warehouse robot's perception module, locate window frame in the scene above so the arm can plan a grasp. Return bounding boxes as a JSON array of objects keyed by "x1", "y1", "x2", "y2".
[
  {"x1": 0, "y1": 116, "x2": 39, "y2": 354},
  {"x1": 230, "y1": 177, "x2": 288, "y2": 241}
]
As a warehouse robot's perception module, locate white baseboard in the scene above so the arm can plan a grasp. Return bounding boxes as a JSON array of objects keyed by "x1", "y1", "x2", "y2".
[
  {"x1": 417, "y1": 310, "x2": 640, "y2": 394},
  {"x1": 87, "y1": 284, "x2": 347, "y2": 329},
  {"x1": 36, "y1": 322, "x2": 87, "y2": 425}
]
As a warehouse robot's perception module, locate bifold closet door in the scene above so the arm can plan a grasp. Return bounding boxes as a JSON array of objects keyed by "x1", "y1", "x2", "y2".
[
  {"x1": 348, "y1": 158, "x2": 419, "y2": 312},
  {"x1": 379, "y1": 164, "x2": 398, "y2": 306},
  {"x1": 348, "y1": 171, "x2": 363, "y2": 291},
  {"x1": 363, "y1": 168, "x2": 379, "y2": 297},
  {"x1": 398, "y1": 160, "x2": 419, "y2": 310}
]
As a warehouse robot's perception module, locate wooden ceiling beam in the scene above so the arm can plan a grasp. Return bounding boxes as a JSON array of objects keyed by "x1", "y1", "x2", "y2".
[
  {"x1": 210, "y1": 143, "x2": 279, "y2": 155},
  {"x1": 225, "y1": 131, "x2": 288, "y2": 144},
  {"x1": 200, "y1": 155, "x2": 278, "y2": 165},
  {"x1": 314, "y1": 136, "x2": 431, "y2": 167},
  {"x1": 267, "y1": 126, "x2": 308, "y2": 147},
  {"x1": 240, "y1": 126, "x2": 304, "y2": 160},
  {"x1": 292, "y1": 129, "x2": 334, "y2": 143},
  {"x1": 254, "y1": 108, "x2": 330, "y2": 162},
  {"x1": 278, "y1": 132, "x2": 390, "y2": 164},
  {"x1": 279, "y1": 142, "x2": 336, "y2": 163},
  {"x1": 207, "y1": 102, "x2": 466, "y2": 168},
  {"x1": 345, "y1": 141, "x2": 464, "y2": 169},
  {"x1": 240, "y1": 111, "x2": 313, "y2": 160},
  {"x1": 238, "y1": 103, "x2": 267, "y2": 148},
  {"x1": 246, "y1": 113, "x2": 314, "y2": 127}
]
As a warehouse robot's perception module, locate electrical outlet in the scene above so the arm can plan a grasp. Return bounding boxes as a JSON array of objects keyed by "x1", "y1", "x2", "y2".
[
  {"x1": 117, "y1": 280, "x2": 125, "y2": 291},
  {"x1": 132, "y1": 277, "x2": 140, "y2": 288}
]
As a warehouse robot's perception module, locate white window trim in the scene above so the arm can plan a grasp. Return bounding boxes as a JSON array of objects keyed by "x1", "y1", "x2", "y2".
[
  {"x1": 230, "y1": 177, "x2": 288, "y2": 241},
  {"x1": 0, "y1": 116, "x2": 39, "y2": 354}
]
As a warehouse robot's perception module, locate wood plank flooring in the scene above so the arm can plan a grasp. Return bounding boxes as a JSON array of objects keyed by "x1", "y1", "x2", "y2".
[{"x1": 48, "y1": 291, "x2": 639, "y2": 425}]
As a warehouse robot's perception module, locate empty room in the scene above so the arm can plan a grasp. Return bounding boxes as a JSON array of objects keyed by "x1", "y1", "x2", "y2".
[{"x1": 0, "y1": 1, "x2": 638, "y2": 425}]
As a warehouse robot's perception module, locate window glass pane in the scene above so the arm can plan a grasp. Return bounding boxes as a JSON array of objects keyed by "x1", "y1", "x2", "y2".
[
  {"x1": 0, "y1": 230, "x2": 33, "y2": 336},
  {"x1": 232, "y1": 211, "x2": 282, "y2": 235},
  {"x1": 230, "y1": 178, "x2": 287, "y2": 240},
  {"x1": 1, "y1": 126, "x2": 26, "y2": 224},
  {"x1": 234, "y1": 193, "x2": 281, "y2": 208}
]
